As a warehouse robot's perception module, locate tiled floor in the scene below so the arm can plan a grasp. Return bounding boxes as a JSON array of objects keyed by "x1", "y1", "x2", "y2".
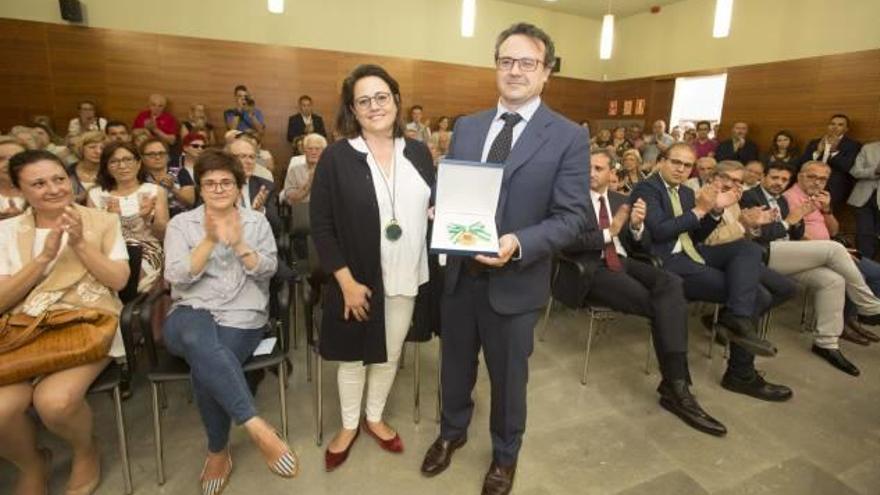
[{"x1": 2, "y1": 295, "x2": 879, "y2": 494}]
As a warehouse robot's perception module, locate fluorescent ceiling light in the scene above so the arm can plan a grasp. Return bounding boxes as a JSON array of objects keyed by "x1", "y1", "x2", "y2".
[
  {"x1": 461, "y1": 0, "x2": 476, "y2": 38},
  {"x1": 713, "y1": 0, "x2": 733, "y2": 38},
  {"x1": 268, "y1": 0, "x2": 284, "y2": 14},
  {"x1": 599, "y1": 14, "x2": 614, "y2": 60}
]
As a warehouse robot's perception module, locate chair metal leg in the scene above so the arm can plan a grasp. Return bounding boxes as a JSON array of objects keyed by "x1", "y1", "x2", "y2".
[
  {"x1": 539, "y1": 296, "x2": 554, "y2": 342},
  {"x1": 436, "y1": 341, "x2": 442, "y2": 424},
  {"x1": 112, "y1": 385, "x2": 133, "y2": 495},
  {"x1": 399, "y1": 343, "x2": 406, "y2": 370},
  {"x1": 413, "y1": 342, "x2": 421, "y2": 424},
  {"x1": 151, "y1": 382, "x2": 165, "y2": 485},
  {"x1": 290, "y1": 283, "x2": 299, "y2": 350},
  {"x1": 279, "y1": 362, "x2": 289, "y2": 441},
  {"x1": 581, "y1": 310, "x2": 597, "y2": 385},
  {"x1": 708, "y1": 305, "x2": 720, "y2": 360},
  {"x1": 314, "y1": 350, "x2": 323, "y2": 446},
  {"x1": 306, "y1": 342, "x2": 313, "y2": 382},
  {"x1": 644, "y1": 333, "x2": 653, "y2": 375}
]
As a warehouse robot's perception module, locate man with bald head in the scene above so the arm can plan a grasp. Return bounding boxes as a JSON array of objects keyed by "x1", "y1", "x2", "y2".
[
  {"x1": 641, "y1": 119, "x2": 674, "y2": 165},
  {"x1": 133, "y1": 93, "x2": 179, "y2": 147}
]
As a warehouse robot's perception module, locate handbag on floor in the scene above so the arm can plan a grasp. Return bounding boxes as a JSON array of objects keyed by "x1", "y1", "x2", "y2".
[{"x1": 0, "y1": 308, "x2": 118, "y2": 386}]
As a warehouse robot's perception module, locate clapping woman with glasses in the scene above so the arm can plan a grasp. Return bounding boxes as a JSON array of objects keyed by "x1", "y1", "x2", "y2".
[
  {"x1": 162, "y1": 149, "x2": 299, "y2": 494},
  {"x1": 87, "y1": 141, "x2": 169, "y2": 294},
  {"x1": 311, "y1": 64, "x2": 436, "y2": 471}
]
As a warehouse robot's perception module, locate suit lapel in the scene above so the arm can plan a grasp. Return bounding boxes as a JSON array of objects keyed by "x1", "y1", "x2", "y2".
[{"x1": 502, "y1": 104, "x2": 552, "y2": 184}]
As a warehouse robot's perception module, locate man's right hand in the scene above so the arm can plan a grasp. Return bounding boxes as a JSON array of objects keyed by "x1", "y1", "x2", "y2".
[
  {"x1": 785, "y1": 201, "x2": 815, "y2": 225},
  {"x1": 609, "y1": 204, "x2": 631, "y2": 236},
  {"x1": 695, "y1": 185, "x2": 717, "y2": 213}
]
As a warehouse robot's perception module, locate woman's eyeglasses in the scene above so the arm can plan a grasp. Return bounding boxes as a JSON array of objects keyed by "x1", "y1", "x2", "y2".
[
  {"x1": 353, "y1": 92, "x2": 393, "y2": 111},
  {"x1": 201, "y1": 180, "x2": 237, "y2": 192}
]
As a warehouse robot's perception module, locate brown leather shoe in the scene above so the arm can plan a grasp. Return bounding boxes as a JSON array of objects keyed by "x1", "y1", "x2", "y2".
[
  {"x1": 419, "y1": 435, "x2": 466, "y2": 477},
  {"x1": 842, "y1": 321, "x2": 871, "y2": 346},
  {"x1": 481, "y1": 461, "x2": 516, "y2": 495},
  {"x1": 850, "y1": 319, "x2": 880, "y2": 342}
]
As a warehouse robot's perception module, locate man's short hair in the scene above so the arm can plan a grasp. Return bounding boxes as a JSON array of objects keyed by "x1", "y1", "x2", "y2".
[
  {"x1": 494, "y1": 22, "x2": 556, "y2": 69},
  {"x1": 79, "y1": 100, "x2": 97, "y2": 110},
  {"x1": 298, "y1": 94, "x2": 312, "y2": 104},
  {"x1": 800, "y1": 160, "x2": 831, "y2": 174},
  {"x1": 715, "y1": 160, "x2": 745, "y2": 175},
  {"x1": 302, "y1": 133, "x2": 327, "y2": 148},
  {"x1": 696, "y1": 120, "x2": 711, "y2": 130},
  {"x1": 233, "y1": 84, "x2": 248, "y2": 94},
  {"x1": 591, "y1": 150, "x2": 614, "y2": 167},
  {"x1": 105, "y1": 120, "x2": 129, "y2": 132},
  {"x1": 410, "y1": 105, "x2": 423, "y2": 113},
  {"x1": 830, "y1": 113, "x2": 850, "y2": 126},
  {"x1": 745, "y1": 160, "x2": 765, "y2": 171},
  {"x1": 662, "y1": 142, "x2": 697, "y2": 160},
  {"x1": 766, "y1": 162, "x2": 795, "y2": 176}
]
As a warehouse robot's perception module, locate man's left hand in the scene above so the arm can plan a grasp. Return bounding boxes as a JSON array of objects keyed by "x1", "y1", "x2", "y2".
[{"x1": 474, "y1": 234, "x2": 519, "y2": 268}]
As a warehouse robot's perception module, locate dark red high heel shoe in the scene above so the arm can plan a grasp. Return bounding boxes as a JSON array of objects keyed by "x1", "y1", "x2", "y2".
[
  {"x1": 324, "y1": 428, "x2": 359, "y2": 472},
  {"x1": 362, "y1": 419, "x2": 404, "y2": 453}
]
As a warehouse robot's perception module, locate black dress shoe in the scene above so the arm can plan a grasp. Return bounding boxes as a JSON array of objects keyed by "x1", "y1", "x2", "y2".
[
  {"x1": 420, "y1": 435, "x2": 467, "y2": 477},
  {"x1": 811, "y1": 345, "x2": 861, "y2": 376},
  {"x1": 482, "y1": 461, "x2": 516, "y2": 495},
  {"x1": 657, "y1": 380, "x2": 727, "y2": 437},
  {"x1": 857, "y1": 313, "x2": 880, "y2": 326},
  {"x1": 717, "y1": 312, "x2": 777, "y2": 357},
  {"x1": 721, "y1": 371, "x2": 793, "y2": 402}
]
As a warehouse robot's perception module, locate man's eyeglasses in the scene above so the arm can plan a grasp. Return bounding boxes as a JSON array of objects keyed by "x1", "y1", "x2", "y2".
[
  {"x1": 803, "y1": 173, "x2": 829, "y2": 184},
  {"x1": 495, "y1": 57, "x2": 544, "y2": 72},
  {"x1": 354, "y1": 92, "x2": 393, "y2": 111},
  {"x1": 108, "y1": 156, "x2": 138, "y2": 168},
  {"x1": 201, "y1": 180, "x2": 237, "y2": 192},
  {"x1": 666, "y1": 157, "x2": 695, "y2": 169},
  {"x1": 142, "y1": 151, "x2": 168, "y2": 159}
]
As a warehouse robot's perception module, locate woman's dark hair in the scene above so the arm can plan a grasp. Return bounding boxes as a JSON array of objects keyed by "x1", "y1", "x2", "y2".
[
  {"x1": 769, "y1": 130, "x2": 798, "y2": 157},
  {"x1": 194, "y1": 149, "x2": 246, "y2": 191},
  {"x1": 434, "y1": 115, "x2": 450, "y2": 131},
  {"x1": 335, "y1": 64, "x2": 405, "y2": 139},
  {"x1": 8, "y1": 149, "x2": 66, "y2": 189},
  {"x1": 494, "y1": 22, "x2": 556, "y2": 69},
  {"x1": 97, "y1": 141, "x2": 147, "y2": 191}
]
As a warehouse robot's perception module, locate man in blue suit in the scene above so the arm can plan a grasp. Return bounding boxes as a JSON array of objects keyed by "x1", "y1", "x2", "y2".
[
  {"x1": 631, "y1": 143, "x2": 792, "y2": 403},
  {"x1": 419, "y1": 23, "x2": 590, "y2": 495}
]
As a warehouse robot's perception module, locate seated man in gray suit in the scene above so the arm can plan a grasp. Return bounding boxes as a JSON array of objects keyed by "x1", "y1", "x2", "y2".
[
  {"x1": 848, "y1": 140, "x2": 880, "y2": 259},
  {"x1": 420, "y1": 23, "x2": 590, "y2": 495}
]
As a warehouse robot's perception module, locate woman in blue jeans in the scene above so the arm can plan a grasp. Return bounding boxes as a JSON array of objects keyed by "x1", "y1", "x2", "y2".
[{"x1": 163, "y1": 149, "x2": 298, "y2": 495}]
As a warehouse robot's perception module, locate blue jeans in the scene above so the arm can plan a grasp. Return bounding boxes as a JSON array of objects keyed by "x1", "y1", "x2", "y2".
[{"x1": 163, "y1": 306, "x2": 265, "y2": 452}]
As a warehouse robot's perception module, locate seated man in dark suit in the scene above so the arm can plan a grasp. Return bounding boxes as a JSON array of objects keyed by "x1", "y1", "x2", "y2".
[
  {"x1": 563, "y1": 150, "x2": 726, "y2": 436},
  {"x1": 740, "y1": 162, "x2": 880, "y2": 373},
  {"x1": 797, "y1": 114, "x2": 862, "y2": 209},
  {"x1": 715, "y1": 121, "x2": 759, "y2": 164},
  {"x1": 631, "y1": 143, "x2": 792, "y2": 402},
  {"x1": 286, "y1": 95, "x2": 328, "y2": 150},
  {"x1": 228, "y1": 138, "x2": 282, "y2": 236}
]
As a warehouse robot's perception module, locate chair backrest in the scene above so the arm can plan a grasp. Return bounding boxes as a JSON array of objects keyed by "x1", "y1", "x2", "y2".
[
  {"x1": 119, "y1": 244, "x2": 142, "y2": 304},
  {"x1": 289, "y1": 202, "x2": 311, "y2": 237}
]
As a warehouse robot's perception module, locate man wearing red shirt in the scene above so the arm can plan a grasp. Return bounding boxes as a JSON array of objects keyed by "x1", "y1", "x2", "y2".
[{"x1": 133, "y1": 93, "x2": 179, "y2": 147}]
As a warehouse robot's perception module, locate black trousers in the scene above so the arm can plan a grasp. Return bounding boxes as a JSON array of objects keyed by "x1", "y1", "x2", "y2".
[
  {"x1": 855, "y1": 191, "x2": 880, "y2": 259},
  {"x1": 582, "y1": 258, "x2": 689, "y2": 381},
  {"x1": 439, "y1": 273, "x2": 539, "y2": 466}
]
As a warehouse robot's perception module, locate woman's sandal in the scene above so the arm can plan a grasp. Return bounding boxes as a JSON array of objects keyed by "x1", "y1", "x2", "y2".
[
  {"x1": 264, "y1": 432, "x2": 299, "y2": 479},
  {"x1": 199, "y1": 451, "x2": 233, "y2": 495}
]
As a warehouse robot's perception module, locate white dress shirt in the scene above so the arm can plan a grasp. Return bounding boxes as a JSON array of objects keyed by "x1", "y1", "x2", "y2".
[
  {"x1": 479, "y1": 97, "x2": 542, "y2": 162},
  {"x1": 590, "y1": 188, "x2": 643, "y2": 258}
]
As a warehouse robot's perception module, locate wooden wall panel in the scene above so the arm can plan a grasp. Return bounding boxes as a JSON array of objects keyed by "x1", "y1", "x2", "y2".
[{"x1": 0, "y1": 19, "x2": 602, "y2": 169}]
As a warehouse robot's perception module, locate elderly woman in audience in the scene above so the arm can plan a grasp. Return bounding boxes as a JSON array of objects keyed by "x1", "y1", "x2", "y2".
[
  {"x1": 182, "y1": 104, "x2": 217, "y2": 147},
  {"x1": 429, "y1": 116, "x2": 453, "y2": 156},
  {"x1": 163, "y1": 149, "x2": 297, "y2": 494},
  {"x1": 69, "y1": 130, "x2": 106, "y2": 204},
  {"x1": 764, "y1": 130, "x2": 799, "y2": 168},
  {"x1": 283, "y1": 133, "x2": 327, "y2": 205},
  {"x1": 0, "y1": 136, "x2": 28, "y2": 219},
  {"x1": 0, "y1": 149, "x2": 130, "y2": 495},
  {"x1": 67, "y1": 100, "x2": 107, "y2": 140},
  {"x1": 611, "y1": 126, "x2": 632, "y2": 158},
  {"x1": 618, "y1": 148, "x2": 646, "y2": 194},
  {"x1": 141, "y1": 138, "x2": 194, "y2": 217},
  {"x1": 227, "y1": 137, "x2": 282, "y2": 236},
  {"x1": 311, "y1": 64, "x2": 435, "y2": 471},
  {"x1": 87, "y1": 141, "x2": 168, "y2": 293}
]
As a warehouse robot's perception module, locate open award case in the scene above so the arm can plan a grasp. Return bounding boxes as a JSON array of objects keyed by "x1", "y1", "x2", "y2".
[{"x1": 430, "y1": 158, "x2": 504, "y2": 256}]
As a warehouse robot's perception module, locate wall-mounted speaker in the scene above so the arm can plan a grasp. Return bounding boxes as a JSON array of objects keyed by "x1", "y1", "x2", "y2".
[
  {"x1": 552, "y1": 57, "x2": 562, "y2": 73},
  {"x1": 59, "y1": 0, "x2": 84, "y2": 23}
]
